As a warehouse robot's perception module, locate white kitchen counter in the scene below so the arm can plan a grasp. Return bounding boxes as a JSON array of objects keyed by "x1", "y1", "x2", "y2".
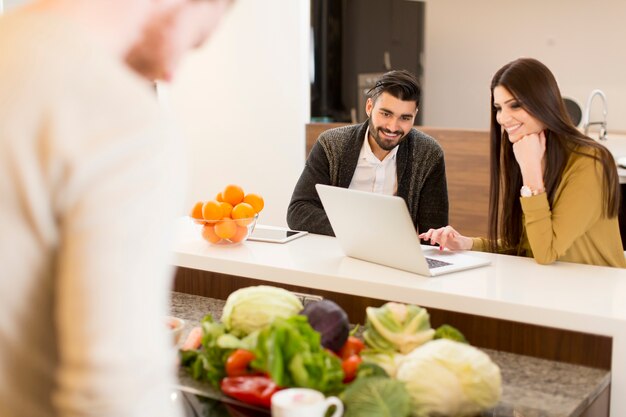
[{"x1": 172, "y1": 217, "x2": 626, "y2": 416}]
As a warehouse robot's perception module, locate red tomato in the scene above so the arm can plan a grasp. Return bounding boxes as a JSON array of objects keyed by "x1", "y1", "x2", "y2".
[
  {"x1": 220, "y1": 375, "x2": 281, "y2": 408},
  {"x1": 342, "y1": 354, "x2": 362, "y2": 383},
  {"x1": 339, "y1": 336, "x2": 365, "y2": 360},
  {"x1": 225, "y1": 349, "x2": 256, "y2": 377}
]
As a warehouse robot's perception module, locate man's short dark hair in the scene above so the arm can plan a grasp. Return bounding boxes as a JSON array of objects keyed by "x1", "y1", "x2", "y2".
[{"x1": 367, "y1": 70, "x2": 421, "y2": 107}]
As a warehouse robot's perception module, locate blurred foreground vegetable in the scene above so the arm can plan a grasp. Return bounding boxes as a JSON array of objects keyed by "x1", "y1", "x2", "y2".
[
  {"x1": 396, "y1": 339, "x2": 501, "y2": 417},
  {"x1": 221, "y1": 286, "x2": 303, "y2": 336},
  {"x1": 225, "y1": 349, "x2": 256, "y2": 377},
  {"x1": 180, "y1": 316, "x2": 233, "y2": 388},
  {"x1": 360, "y1": 350, "x2": 404, "y2": 378},
  {"x1": 220, "y1": 375, "x2": 281, "y2": 408},
  {"x1": 363, "y1": 302, "x2": 434, "y2": 354},
  {"x1": 434, "y1": 324, "x2": 468, "y2": 344},
  {"x1": 338, "y1": 336, "x2": 365, "y2": 360},
  {"x1": 251, "y1": 315, "x2": 344, "y2": 394},
  {"x1": 301, "y1": 299, "x2": 350, "y2": 352},
  {"x1": 341, "y1": 376, "x2": 411, "y2": 417}
]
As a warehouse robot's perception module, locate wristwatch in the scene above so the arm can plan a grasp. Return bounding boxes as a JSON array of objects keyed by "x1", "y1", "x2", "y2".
[{"x1": 520, "y1": 185, "x2": 543, "y2": 197}]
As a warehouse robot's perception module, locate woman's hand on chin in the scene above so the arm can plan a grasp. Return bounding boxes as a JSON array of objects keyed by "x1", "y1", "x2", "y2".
[{"x1": 513, "y1": 131, "x2": 546, "y2": 189}]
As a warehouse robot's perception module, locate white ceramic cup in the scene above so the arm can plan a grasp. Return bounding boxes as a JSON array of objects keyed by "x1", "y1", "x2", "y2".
[{"x1": 271, "y1": 388, "x2": 343, "y2": 417}]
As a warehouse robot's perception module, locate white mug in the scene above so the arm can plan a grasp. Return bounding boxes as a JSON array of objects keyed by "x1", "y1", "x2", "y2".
[{"x1": 271, "y1": 388, "x2": 343, "y2": 417}]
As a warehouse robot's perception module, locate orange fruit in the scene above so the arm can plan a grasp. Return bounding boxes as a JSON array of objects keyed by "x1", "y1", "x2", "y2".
[
  {"x1": 190, "y1": 201, "x2": 204, "y2": 219},
  {"x1": 214, "y1": 218, "x2": 237, "y2": 239},
  {"x1": 223, "y1": 184, "x2": 245, "y2": 206},
  {"x1": 219, "y1": 202, "x2": 233, "y2": 218},
  {"x1": 201, "y1": 224, "x2": 221, "y2": 243},
  {"x1": 229, "y1": 225, "x2": 249, "y2": 243},
  {"x1": 202, "y1": 200, "x2": 223, "y2": 221},
  {"x1": 243, "y1": 193, "x2": 264, "y2": 214},
  {"x1": 231, "y1": 202, "x2": 255, "y2": 219},
  {"x1": 216, "y1": 192, "x2": 224, "y2": 202}
]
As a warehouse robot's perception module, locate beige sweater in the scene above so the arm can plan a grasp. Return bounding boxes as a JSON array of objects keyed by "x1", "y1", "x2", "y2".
[
  {"x1": 473, "y1": 149, "x2": 626, "y2": 268},
  {"x1": 0, "y1": 11, "x2": 184, "y2": 417}
]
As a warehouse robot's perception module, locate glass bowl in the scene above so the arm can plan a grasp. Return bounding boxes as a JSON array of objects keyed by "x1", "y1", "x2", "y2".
[{"x1": 193, "y1": 213, "x2": 258, "y2": 245}]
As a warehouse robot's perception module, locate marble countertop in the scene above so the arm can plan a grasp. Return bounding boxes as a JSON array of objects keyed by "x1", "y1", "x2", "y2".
[{"x1": 171, "y1": 292, "x2": 610, "y2": 417}]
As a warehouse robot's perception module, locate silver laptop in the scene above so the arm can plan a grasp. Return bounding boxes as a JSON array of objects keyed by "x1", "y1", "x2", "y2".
[{"x1": 316, "y1": 184, "x2": 490, "y2": 276}]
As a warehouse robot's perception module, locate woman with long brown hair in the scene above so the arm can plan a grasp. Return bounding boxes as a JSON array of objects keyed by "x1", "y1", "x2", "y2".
[{"x1": 421, "y1": 57, "x2": 625, "y2": 267}]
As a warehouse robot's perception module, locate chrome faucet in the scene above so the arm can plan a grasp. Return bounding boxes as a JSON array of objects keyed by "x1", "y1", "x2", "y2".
[{"x1": 582, "y1": 89, "x2": 608, "y2": 141}]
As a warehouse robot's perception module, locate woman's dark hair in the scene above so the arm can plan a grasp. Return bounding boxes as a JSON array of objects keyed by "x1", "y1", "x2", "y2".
[
  {"x1": 488, "y1": 57, "x2": 620, "y2": 253},
  {"x1": 367, "y1": 69, "x2": 421, "y2": 106}
]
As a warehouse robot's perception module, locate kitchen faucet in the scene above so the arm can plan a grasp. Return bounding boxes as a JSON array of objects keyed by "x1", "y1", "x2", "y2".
[{"x1": 582, "y1": 89, "x2": 608, "y2": 141}]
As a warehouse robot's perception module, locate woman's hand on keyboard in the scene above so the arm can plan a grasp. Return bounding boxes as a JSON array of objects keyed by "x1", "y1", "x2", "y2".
[{"x1": 419, "y1": 225, "x2": 473, "y2": 251}]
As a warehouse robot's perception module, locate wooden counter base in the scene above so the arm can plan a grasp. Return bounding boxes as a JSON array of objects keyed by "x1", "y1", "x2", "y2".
[{"x1": 174, "y1": 266, "x2": 612, "y2": 371}]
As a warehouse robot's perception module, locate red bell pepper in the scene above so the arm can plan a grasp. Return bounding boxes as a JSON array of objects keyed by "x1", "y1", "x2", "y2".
[{"x1": 220, "y1": 375, "x2": 281, "y2": 408}]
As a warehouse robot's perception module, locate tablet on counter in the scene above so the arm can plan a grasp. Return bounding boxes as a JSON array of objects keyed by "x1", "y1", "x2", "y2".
[{"x1": 248, "y1": 225, "x2": 308, "y2": 243}]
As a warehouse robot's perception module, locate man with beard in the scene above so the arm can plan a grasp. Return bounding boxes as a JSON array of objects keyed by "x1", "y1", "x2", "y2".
[
  {"x1": 0, "y1": 1, "x2": 230, "y2": 416},
  {"x1": 287, "y1": 70, "x2": 448, "y2": 236}
]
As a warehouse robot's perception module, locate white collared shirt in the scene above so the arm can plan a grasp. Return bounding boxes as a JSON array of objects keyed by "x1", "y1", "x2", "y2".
[{"x1": 348, "y1": 126, "x2": 398, "y2": 195}]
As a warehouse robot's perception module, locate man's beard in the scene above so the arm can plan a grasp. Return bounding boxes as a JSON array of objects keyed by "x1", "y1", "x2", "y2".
[{"x1": 368, "y1": 118, "x2": 406, "y2": 151}]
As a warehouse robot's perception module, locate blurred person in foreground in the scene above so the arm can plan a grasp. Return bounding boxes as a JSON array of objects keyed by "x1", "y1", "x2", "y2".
[
  {"x1": 287, "y1": 70, "x2": 448, "y2": 236},
  {"x1": 0, "y1": 0, "x2": 232, "y2": 416},
  {"x1": 420, "y1": 58, "x2": 625, "y2": 268}
]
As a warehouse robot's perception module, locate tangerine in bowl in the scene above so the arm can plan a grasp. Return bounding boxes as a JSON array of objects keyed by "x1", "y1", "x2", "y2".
[
  {"x1": 190, "y1": 185, "x2": 264, "y2": 246},
  {"x1": 196, "y1": 214, "x2": 258, "y2": 245}
]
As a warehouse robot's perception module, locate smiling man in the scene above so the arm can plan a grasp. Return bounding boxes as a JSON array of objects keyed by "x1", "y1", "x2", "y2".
[{"x1": 288, "y1": 70, "x2": 449, "y2": 236}]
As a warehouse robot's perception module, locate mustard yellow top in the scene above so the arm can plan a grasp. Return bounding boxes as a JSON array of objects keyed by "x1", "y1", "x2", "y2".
[{"x1": 472, "y1": 149, "x2": 626, "y2": 268}]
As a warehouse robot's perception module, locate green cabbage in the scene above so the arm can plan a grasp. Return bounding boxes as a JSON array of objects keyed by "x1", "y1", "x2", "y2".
[
  {"x1": 341, "y1": 376, "x2": 411, "y2": 417},
  {"x1": 363, "y1": 302, "x2": 435, "y2": 354},
  {"x1": 396, "y1": 339, "x2": 501, "y2": 417},
  {"x1": 220, "y1": 285, "x2": 303, "y2": 336},
  {"x1": 434, "y1": 324, "x2": 468, "y2": 344},
  {"x1": 360, "y1": 350, "x2": 405, "y2": 377}
]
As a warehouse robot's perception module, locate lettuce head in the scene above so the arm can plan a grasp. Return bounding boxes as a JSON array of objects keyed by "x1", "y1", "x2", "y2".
[
  {"x1": 396, "y1": 339, "x2": 501, "y2": 417},
  {"x1": 363, "y1": 302, "x2": 435, "y2": 354},
  {"x1": 221, "y1": 285, "x2": 303, "y2": 336}
]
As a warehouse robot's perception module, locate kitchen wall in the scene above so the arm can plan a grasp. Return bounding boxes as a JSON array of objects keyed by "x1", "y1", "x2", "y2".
[
  {"x1": 4, "y1": 0, "x2": 622, "y2": 226},
  {"x1": 422, "y1": 0, "x2": 626, "y2": 132},
  {"x1": 1, "y1": 0, "x2": 310, "y2": 227},
  {"x1": 168, "y1": 0, "x2": 310, "y2": 226}
]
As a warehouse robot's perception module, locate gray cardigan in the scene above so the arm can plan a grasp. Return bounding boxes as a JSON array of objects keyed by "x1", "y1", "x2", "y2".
[{"x1": 287, "y1": 122, "x2": 449, "y2": 236}]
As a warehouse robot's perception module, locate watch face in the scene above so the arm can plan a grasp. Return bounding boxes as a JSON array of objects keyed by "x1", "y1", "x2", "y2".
[{"x1": 520, "y1": 186, "x2": 532, "y2": 197}]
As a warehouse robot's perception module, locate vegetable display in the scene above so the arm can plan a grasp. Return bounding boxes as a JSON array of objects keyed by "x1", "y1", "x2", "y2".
[{"x1": 180, "y1": 288, "x2": 501, "y2": 416}]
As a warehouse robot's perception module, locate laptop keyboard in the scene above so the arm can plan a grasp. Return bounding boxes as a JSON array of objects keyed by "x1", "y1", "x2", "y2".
[{"x1": 426, "y1": 257, "x2": 452, "y2": 269}]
